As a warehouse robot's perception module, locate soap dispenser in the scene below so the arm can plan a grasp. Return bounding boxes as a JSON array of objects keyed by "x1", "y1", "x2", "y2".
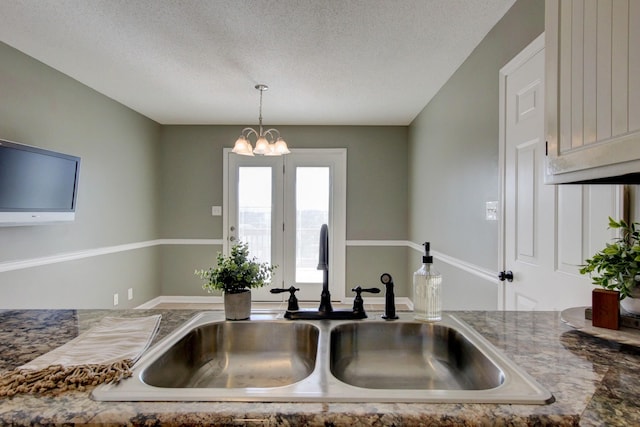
[{"x1": 413, "y1": 242, "x2": 442, "y2": 321}]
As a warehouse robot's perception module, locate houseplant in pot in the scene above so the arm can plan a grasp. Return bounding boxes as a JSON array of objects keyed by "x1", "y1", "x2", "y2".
[
  {"x1": 580, "y1": 217, "x2": 640, "y2": 315},
  {"x1": 195, "y1": 242, "x2": 275, "y2": 320}
]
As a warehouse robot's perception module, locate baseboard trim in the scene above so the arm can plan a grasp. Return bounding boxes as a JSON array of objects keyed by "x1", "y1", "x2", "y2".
[
  {"x1": 349, "y1": 296, "x2": 413, "y2": 310},
  {"x1": 135, "y1": 295, "x2": 224, "y2": 309},
  {"x1": 346, "y1": 240, "x2": 412, "y2": 247}
]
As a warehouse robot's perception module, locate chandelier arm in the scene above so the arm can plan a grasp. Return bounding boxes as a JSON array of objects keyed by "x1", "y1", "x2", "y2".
[
  {"x1": 241, "y1": 128, "x2": 259, "y2": 139},
  {"x1": 263, "y1": 129, "x2": 281, "y2": 142}
]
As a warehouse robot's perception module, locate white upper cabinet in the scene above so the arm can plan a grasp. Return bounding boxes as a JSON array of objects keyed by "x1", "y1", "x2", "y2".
[{"x1": 545, "y1": 0, "x2": 640, "y2": 183}]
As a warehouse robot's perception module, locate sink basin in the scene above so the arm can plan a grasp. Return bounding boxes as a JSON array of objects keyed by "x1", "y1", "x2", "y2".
[
  {"x1": 330, "y1": 322, "x2": 503, "y2": 390},
  {"x1": 141, "y1": 321, "x2": 318, "y2": 388},
  {"x1": 92, "y1": 312, "x2": 554, "y2": 404}
]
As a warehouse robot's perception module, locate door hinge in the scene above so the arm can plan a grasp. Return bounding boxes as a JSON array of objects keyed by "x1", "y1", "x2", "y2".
[{"x1": 545, "y1": 140, "x2": 548, "y2": 156}]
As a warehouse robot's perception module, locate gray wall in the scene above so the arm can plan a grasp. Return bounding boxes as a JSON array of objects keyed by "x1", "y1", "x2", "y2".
[
  {"x1": 0, "y1": 38, "x2": 409, "y2": 308},
  {"x1": 0, "y1": 0, "x2": 548, "y2": 309},
  {"x1": 407, "y1": 0, "x2": 545, "y2": 309},
  {"x1": 158, "y1": 125, "x2": 410, "y2": 298},
  {"x1": 0, "y1": 42, "x2": 162, "y2": 308}
]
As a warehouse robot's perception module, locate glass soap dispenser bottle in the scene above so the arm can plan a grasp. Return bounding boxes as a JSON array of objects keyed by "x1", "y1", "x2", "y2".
[{"x1": 413, "y1": 242, "x2": 442, "y2": 321}]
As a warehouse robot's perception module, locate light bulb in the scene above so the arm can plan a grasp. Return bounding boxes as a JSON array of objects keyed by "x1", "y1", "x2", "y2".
[
  {"x1": 253, "y1": 136, "x2": 270, "y2": 155},
  {"x1": 274, "y1": 138, "x2": 290, "y2": 155},
  {"x1": 232, "y1": 136, "x2": 254, "y2": 156}
]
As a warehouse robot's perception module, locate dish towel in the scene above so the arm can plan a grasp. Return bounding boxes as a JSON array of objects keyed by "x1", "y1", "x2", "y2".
[{"x1": 0, "y1": 314, "x2": 161, "y2": 397}]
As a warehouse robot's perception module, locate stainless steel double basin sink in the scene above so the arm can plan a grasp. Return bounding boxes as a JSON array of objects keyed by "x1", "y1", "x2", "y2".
[{"x1": 92, "y1": 312, "x2": 553, "y2": 404}]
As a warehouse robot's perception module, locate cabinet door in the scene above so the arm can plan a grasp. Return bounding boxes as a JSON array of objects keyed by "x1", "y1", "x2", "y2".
[{"x1": 545, "y1": 0, "x2": 640, "y2": 183}]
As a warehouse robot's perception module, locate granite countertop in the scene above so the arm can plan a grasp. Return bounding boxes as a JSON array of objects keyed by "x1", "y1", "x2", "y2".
[{"x1": 0, "y1": 309, "x2": 638, "y2": 426}]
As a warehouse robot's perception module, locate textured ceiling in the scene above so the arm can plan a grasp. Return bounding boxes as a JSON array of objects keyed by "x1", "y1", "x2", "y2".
[{"x1": 0, "y1": 0, "x2": 516, "y2": 126}]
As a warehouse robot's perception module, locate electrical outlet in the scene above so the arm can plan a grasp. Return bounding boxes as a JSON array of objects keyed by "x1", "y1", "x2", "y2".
[
  {"x1": 113, "y1": 293, "x2": 119, "y2": 306},
  {"x1": 211, "y1": 206, "x2": 222, "y2": 216},
  {"x1": 128, "y1": 288, "x2": 133, "y2": 300}
]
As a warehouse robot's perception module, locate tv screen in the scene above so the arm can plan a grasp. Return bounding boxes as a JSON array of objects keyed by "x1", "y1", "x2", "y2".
[{"x1": 0, "y1": 139, "x2": 80, "y2": 226}]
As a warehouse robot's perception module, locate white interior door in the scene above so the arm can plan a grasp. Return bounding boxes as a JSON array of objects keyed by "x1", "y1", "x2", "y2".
[
  {"x1": 500, "y1": 35, "x2": 622, "y2": 310},
  {"x1": 224, "y1": 149, "x2": 346, "y2": 302}
]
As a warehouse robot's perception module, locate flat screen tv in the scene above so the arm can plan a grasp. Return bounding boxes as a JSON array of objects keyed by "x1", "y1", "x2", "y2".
[{"x1": 0, "y1": 139, "x2": 81, "y2": 226}]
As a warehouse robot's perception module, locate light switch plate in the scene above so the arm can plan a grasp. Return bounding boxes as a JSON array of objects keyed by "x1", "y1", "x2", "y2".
[
  {"x1": 486, "y1": 201, "x2": 498, "y2": 221},
  {"x1": 211, "y1": 206, "x2": 222, "y2": 216}
]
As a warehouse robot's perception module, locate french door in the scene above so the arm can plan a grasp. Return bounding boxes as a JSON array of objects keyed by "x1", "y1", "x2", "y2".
[{"x1": 224, "y1": 149, "x2": 346, "y2": 302}]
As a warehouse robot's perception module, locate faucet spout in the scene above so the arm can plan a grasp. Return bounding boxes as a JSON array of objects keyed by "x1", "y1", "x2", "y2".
[
  {"x1": 282, "y1": 223, "x2": 375, "y2": 320},
  {"x1": 317, "y1": 224, "x2": 329, "y2": 270},
  {"x1": 318, "y1": 224, "x2": 333, "y2": 313}
]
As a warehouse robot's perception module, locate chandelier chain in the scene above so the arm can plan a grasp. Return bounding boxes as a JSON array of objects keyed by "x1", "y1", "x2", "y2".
[{"x1": 258, "y1": 86, "x2": 264, "y2": 135}]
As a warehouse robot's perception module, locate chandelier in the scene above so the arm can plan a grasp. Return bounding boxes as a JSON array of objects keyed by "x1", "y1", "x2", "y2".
[{"x1": 232, "y1": 84, "x2": 290, "y2": 156}]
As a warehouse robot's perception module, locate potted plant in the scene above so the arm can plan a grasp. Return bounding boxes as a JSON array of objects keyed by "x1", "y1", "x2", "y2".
[
  {"x1": 195, "y1": 242, "x2": 276, "y2": 320},
  {"x1": 580, "y1": 217, "x2": 640, "y2": 315}
]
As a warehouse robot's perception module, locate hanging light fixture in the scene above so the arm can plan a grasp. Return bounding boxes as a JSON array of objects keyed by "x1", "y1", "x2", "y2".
[{"x1": 232, "y1": 84, "x2": 290, "y2": 156}]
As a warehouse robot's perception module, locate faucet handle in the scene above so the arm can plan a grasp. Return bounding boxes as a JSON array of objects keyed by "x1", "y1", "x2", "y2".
[
  {"x1": 351, "y1": 286, "x2": 380, "y2": 315},
  {"x1": 351, "y1": 286, "x2": 381, "y2": 295},
  {"x1": 270, "y1": 286, "x2": 300, "y2": 311}
]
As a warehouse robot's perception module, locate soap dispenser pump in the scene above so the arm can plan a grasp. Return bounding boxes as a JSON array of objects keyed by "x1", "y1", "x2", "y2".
[{"x1": 413, "y1": 242, "x2": 442, "y2": 321}]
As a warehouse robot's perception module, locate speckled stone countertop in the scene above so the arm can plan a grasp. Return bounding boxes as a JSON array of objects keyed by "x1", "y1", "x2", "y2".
[{"x1": 0, "y1": 309, "x2": 638, "y2": 426}]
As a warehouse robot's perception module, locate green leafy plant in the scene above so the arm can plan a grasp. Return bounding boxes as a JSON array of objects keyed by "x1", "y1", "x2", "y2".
[
  {"x1": 579, "y1": 217, "x2": 640, "y2": 299},
  {"x1": 195, "y1": 242, "x2": 276, "y2": 294}
]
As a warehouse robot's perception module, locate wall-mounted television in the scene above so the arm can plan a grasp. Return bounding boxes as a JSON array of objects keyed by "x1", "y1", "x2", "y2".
[{"x1": 0, "y1": 139, "x2": 81, "y2": 226}]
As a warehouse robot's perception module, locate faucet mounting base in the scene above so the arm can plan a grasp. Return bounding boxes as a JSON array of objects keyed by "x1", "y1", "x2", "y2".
[{"x1": 284, "y1": 310, "x2": 367, "y2": 320}]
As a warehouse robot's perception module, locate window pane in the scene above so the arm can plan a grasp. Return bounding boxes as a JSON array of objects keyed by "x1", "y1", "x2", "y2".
[
  {"x1": 238, "y1": 167, "x2": 271, "y2": 265},
  {"x1": 296, "y1": 167, "x2": 329, "y2": 283}
]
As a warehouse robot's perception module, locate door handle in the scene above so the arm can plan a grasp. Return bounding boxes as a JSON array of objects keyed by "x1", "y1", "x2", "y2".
[{"x1": 498, "y1": 271, "x2": 514, "y2": 282}]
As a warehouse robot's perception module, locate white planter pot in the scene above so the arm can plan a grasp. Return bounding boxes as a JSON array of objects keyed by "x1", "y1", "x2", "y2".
[
  {"x1": 224, "y1": 290, "x2": 251, "y2": 320},
  {"x1": 620, "y1": 286, "x2": 640, "y2": 316},
  {"x1": 620, "y1": 285, "x2": 640, "y2": 315},
  {"x1": 621, "y1": 297, "x2": 640, "y2": 315}
]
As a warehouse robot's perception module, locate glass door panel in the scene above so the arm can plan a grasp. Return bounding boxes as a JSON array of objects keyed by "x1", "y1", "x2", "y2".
[
  {"x1": 295, "y1": 167, "x2": 329, "y2": 284},
  {"x1": 238, "y1": 167, "x2": 272, "y2": 265}
]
